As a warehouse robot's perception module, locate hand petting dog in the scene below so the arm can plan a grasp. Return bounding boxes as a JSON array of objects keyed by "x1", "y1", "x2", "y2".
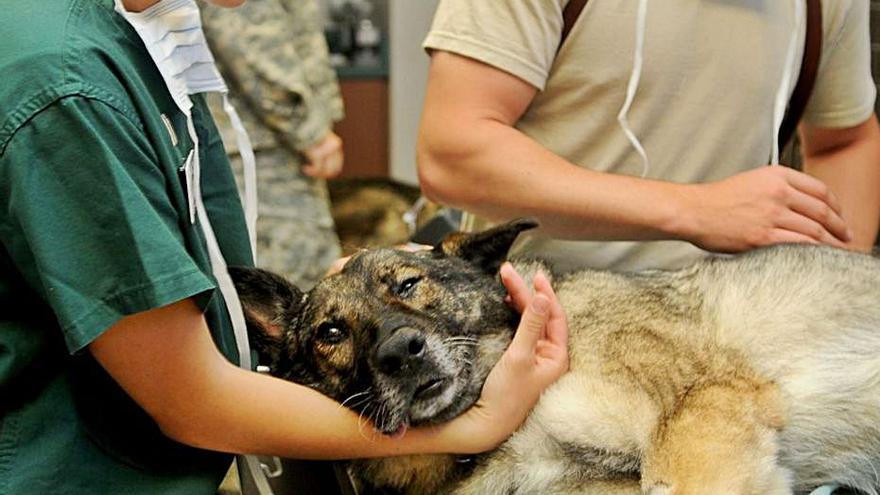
[{"x1": 442, "y1": 263, "x2": 570, "y2": 454}]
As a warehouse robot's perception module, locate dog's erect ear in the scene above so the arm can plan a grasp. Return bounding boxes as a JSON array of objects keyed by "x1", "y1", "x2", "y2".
[
  {"x1": 228, "y1": 266, "x2": 305, "y2": 367},
  {"x1": 436, "y1": 218, "x2": 539, "y2": 273}
]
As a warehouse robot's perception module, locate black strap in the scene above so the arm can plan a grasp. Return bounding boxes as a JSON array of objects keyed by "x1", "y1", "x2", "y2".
[
  {"x1": 557, "y1": 0, "x2": 822, "y2": 151},
  {"x1": 779, "y1": 0, "x2": 823, "y2": 151},
  {"x1": 559, "y1": 0, "x2": 589, "y2": 52}
]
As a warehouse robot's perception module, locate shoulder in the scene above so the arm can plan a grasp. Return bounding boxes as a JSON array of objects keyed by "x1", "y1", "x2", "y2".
[
  {"x1": 0, "y1": 0, "x2": 147, "y2": 153},
  {"x1": 821, "y1": 0, "x2": 867, "y2": 45},
  {"x1": 424, "y1": 0, "x2": 567, "y2": 90}
]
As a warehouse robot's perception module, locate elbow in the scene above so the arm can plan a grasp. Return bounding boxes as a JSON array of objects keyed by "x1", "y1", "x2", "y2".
[
  {"x1": 416, "y1": 129, "x2": 477, "y2": 207},
  {"x1": 143, "y1": 369, "x2": 238, "y2": 453},
  {"x1": 156, "y1": 416, "x2": 198, "y2": 448},
  {"x1": 148, "y1": 402, "x2": 213, "y2": 451},
  {"x1": 416, "y1": 143, "x2": 452, "y2": 205}
]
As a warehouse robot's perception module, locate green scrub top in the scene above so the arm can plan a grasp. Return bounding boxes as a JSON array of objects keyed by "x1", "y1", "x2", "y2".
[{"x1": 0, "y1": 1, "x2": 254, "y2": 493}]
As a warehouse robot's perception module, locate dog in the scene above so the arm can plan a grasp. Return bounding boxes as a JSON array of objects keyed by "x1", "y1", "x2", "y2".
[{"x1": 231, "y1": 219, "x2": 880, "y2": 495}]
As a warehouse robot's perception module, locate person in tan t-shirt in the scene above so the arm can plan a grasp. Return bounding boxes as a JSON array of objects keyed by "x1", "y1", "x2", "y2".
[{"x1": 419, "y1": 0, "x2": 880, "y2": 272}]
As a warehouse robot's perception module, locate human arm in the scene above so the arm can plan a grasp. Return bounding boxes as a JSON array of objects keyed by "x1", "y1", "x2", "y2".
[
  {"x1": 201, "y1": 0, "x2": 344, "y2": 176},
  {"x1": 799, "y1": 116, "x2": 880, "y2": 251},
  {"x1": 417, "y1": 51, "x2": 851, "y2": 252},
  {"x1": 88, "y1": 264, "x2": 568, "y2": 459},
  {"x1": 794, "y1": 1, "x2": 880, "y2": 251}
]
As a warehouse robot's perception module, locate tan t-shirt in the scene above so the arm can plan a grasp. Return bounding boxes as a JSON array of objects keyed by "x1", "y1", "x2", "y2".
[{"x1": 424, "y1": 0, "x2": 875, "y2": 272}]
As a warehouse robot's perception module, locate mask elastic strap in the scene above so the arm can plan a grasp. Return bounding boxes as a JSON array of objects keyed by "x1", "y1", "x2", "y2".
[
  {"x1": 222, "y1": 94, "x2": 258, "y2": 263},
  {"x1": 186, "y1": 114, "x2": 253, "y2": 371},
  {"x1": 770, "y1": 0, "x2": 805, "y2": 165},
  {"x1": 617, "y1": 0, "x2": 650, "y2": 178}
]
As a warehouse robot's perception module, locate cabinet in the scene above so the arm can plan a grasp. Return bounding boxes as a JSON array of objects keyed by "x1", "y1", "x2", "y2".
[{"x1": 336, "y1": 78, "x2": 389, "y2": 178}]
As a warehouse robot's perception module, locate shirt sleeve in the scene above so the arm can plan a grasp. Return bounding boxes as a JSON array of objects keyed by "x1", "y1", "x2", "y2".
[
  {"x1": 0, "y1": 96, "x2": 215, "y2": 353},
  {"x1": 802, "y1": 0, "x2": 877, "y2": 128},
  {"x1": 423, "y1": 0, "x2": 566, "y2": 90},
  {"x1": 201, "y1": 0, "x2": 343, "y2": 152}
]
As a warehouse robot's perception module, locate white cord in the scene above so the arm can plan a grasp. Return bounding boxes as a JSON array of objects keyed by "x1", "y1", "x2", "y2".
[
  {"x1": 770, "y1": 0, "x2": 804, "y2": 165},
  {"x1": 617, "y1": 0, "x2": 650, "y2": 178},
  {"x1": 223, "y1": 94, "x2": 259, "y2": 263}
]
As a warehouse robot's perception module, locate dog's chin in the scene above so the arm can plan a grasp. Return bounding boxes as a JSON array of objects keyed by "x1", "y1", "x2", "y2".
[
  {"x1": 410, "y1": 376, "x2": 473, "y2": 424},
  {"x1": 376, "y1": 376, "x2": 481, "y2": 437}
]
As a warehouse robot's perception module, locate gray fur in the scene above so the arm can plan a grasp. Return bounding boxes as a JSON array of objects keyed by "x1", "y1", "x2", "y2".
[{"x1": 232, "y1": 221, "x2": 880, "y2": 495}]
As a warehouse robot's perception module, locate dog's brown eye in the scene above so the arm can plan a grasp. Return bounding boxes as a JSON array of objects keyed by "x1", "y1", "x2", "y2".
[
  {"x1": 316, "y1": 322, "x2": 348, "y2": 344},
  {"x1": 393, "y1": 277, "x2": 422, "y2": 298}
]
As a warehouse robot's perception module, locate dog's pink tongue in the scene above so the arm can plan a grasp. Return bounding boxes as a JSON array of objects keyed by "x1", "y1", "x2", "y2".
[{"x1": 389, "y1": 424, "x2": 408, "y2": 439}]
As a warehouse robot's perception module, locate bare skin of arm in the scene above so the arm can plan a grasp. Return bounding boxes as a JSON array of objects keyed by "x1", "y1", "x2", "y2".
[
  {"x1": 88, "y1": 265, "x2": 568, "y2": 459},
  {"x1": 417, "y1": 51, "x2": 854, "y2": 253},
  {"x1": 800, "y1": 115, "x2": 880, "y2": 252}
]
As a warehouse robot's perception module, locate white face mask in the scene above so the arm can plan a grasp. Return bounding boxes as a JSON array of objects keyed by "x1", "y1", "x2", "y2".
[
  {"x1": 114, "y1": 0, "x2": 226, "y2": 113},
  {"x1": 115, "y1": 0, "x2": 258, "y2": 372}
]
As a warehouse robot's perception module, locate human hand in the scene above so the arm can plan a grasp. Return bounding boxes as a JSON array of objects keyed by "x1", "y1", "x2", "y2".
[
  {"x1": 681, "y1": 166, "x2": 852, "y2": 252},
  {"x1": 324, "y1": 255, "x2": 351, "y2": 277},
  {"x1": 442, "y1": 263, "x2": 569, "y2": 454},
  {"x1": 302, "y1": 131, "x2": 343, "y2": 178}
]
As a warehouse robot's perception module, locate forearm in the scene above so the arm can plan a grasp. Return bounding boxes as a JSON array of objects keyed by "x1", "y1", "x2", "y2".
[
  {"x1": 418, "y1": 118, "x2": 690, "y2": 241},
  {"x1": 94, "y1": 301, "x2": 462, "y2": 459},
  {"x1": 803, "y1": 150, "x2": 880, "y2": 251},
  {"x1": 90, "y1": 298, "x2": 526, "y2": 460},
  {"x1": 801, "y1": 116, "x2": 880, "y2": 251},
  {"x1": 165, "y1": 360, "x2": 463, "y2": 459}
]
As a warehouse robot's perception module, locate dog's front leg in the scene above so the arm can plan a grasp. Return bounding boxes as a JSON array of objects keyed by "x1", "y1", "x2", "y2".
[{"x1": 640, "y1": 378, "x2": 792, "y2": 495}]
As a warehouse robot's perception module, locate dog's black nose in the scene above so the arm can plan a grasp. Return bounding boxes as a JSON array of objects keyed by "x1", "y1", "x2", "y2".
[{"x1": 376, "y1": 327, "x2": 426, "y2": 375}]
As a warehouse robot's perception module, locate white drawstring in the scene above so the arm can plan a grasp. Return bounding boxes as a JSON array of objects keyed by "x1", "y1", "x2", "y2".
[
  {"x1": 115, "y1": 2, "x2": 269, "y2": 490},
  {"x1": 770, "y1": 0, "x2": 804, "y2": 165},
  {"x1": 184, "y1": 111, "x2": 253, "y2": 370},
  {"x1": 222, "y1": 95, "x2": 258, "y2": 262},
  {"x1": 617, "y1": 0, "x2": 650, "y2": 178}
]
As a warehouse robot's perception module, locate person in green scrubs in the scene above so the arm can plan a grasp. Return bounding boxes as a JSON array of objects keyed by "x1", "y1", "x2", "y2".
[{"x1": 0, "y1": 1, "x2": 569, "y2": 493}]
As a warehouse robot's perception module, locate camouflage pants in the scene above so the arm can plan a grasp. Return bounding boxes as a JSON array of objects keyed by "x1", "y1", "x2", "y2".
[{"x1": 229, "y1": 147, "x2": 341, "y2": 289}]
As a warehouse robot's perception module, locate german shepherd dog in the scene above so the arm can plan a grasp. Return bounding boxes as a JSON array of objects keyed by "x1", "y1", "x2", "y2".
[{"x1": 231, "y1": 219, "x2": 880, "y2": 495}]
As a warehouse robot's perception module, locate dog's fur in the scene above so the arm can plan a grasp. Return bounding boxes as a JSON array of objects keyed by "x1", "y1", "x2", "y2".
[{"x1": 231, "y1": 219, "x2": 880, "y2": 495}]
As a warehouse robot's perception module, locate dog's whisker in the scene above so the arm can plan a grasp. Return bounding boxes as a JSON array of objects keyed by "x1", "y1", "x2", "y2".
[
  {"x1": 377, "y1": 403, "x2": 387, "y2": 432},
  {"x1": 448, "y1": 342, "x2": 477, "y2": 349},
  {"x1": 339, "y1": 388, "x2": 374, "y2": 410},
  {"x1": 344, "y1": 395, "x2": 374, "y2": 412},
  {"x1": 356, "y1": 400, "x2": 376, "y2": 441}
]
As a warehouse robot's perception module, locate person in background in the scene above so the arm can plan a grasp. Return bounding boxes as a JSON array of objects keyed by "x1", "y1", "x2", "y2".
[
  {"x1": 202, "y1": 0, "x2": 345, "y2": 288},
  {"x1": 0, "y1": 1, "x2": 569, "y2": 494},
  {"x1": 418, "y1": 0, "x2": 880, "y2": 274}
]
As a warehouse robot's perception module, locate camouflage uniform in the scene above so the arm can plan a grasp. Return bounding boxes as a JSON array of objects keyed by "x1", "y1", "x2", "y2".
[{"x1": 201, "y1": 0, "x2": 344, "y2": 289}]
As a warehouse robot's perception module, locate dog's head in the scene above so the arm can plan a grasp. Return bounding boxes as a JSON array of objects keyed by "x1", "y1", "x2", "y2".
[{"x1": 231, "y1": 218, "x2": 538, "y2": 435}]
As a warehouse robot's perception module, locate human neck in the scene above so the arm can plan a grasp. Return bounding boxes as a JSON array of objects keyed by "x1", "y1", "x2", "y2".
[{"x1": 122, "y1": 0, "x2": 161, "y2": 12}]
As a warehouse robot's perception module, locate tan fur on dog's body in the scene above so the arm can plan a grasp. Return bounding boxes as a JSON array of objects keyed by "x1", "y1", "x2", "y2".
[
  {"x1": 232, "y1": 221, "x2": 880, "y2": 495},
  {"x1": 356, "y1": 246, "x2": 880, "y2": 495}
]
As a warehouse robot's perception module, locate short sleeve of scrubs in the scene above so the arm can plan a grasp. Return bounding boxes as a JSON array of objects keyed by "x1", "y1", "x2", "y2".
[{"x1": 0, "y1": 95, "x2": 215, "y2": 353}]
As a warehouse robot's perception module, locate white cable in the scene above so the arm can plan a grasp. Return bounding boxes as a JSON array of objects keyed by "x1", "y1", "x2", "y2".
[
  {"x1": 770, "y1": 0, "x2": 804, "y2": 165},
  {"x1": 617, "y1": 0, "x2": 650, "y2": 178}
]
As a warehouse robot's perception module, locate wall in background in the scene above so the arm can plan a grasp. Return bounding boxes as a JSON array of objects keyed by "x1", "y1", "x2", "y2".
[
  {"x1": 388, "y1": 0, "x2": 438, "y2": 185},
  {"x1": 871, "y1": 1, "x2": 880, "y2": 115}
]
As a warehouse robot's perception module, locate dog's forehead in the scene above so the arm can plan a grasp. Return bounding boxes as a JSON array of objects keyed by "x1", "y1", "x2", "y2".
[
  {"x1": 334, "y1": 248, "x2": 450, "y2": 282},
  {"x1": 300, "y1": 249, "x2": 436, "y2": 316}
]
